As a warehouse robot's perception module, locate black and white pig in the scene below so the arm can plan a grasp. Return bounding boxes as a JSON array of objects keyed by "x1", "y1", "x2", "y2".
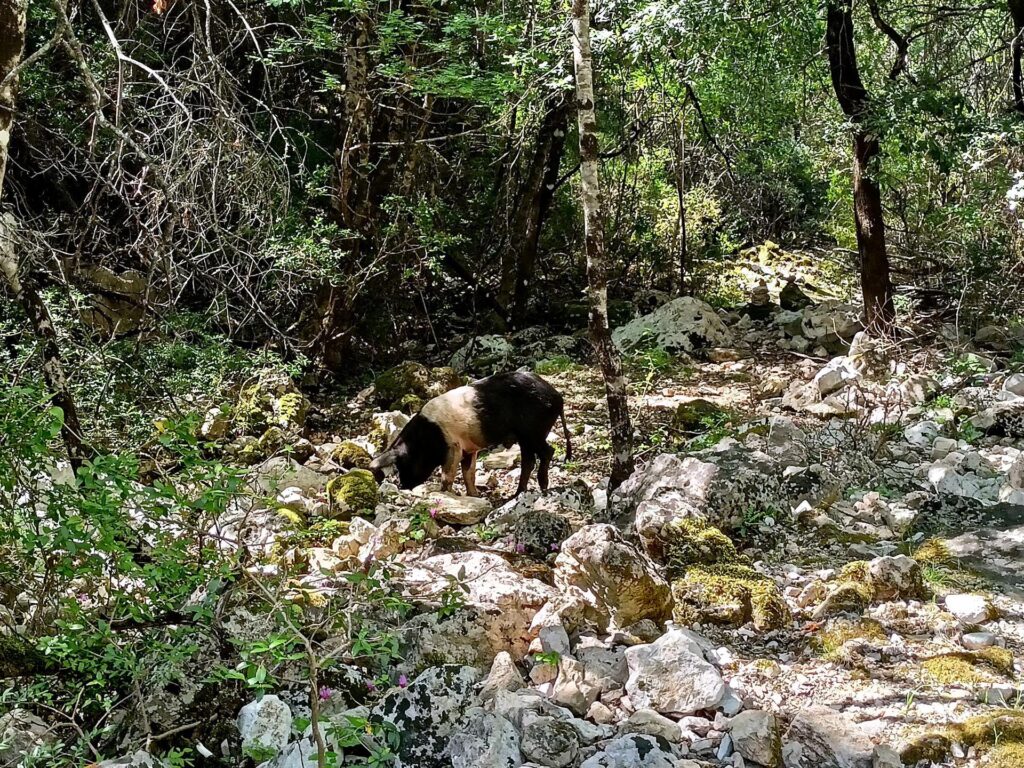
[{"x1": 369, "y1": 371, "x2": 571, "y2": 496}]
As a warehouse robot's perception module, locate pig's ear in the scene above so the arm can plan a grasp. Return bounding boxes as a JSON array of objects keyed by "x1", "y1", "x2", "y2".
[{"x1": 369, "y1": 450, "x2": 396, "y2": 482}]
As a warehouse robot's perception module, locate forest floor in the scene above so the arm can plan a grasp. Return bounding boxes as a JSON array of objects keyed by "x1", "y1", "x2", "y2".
[{"x1": 6, "y1": 245, "x2": 1024, "y2": 768}]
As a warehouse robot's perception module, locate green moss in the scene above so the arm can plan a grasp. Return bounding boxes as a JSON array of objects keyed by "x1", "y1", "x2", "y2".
[
  {"x1": 956, "y1": 710, "x2": 1024, "y2": 746},
  {"x1": 327, "y1": 470, "x2": 379, "y2": 518},
  {"x1": 0, "y1": 635, "x2": 54, "y2": 677},
  {"x1": 673, "y1": 398, "x2": 728, "y2": 432},
  {"x1": 987, "y1": 742, "x2": 1024, "y2": 768},
  {"x1": 816, "y1": 581, "x2": 874, "y2": 618},
  {"x1": 374, "y1": 362, "x2": 461, "y2": 411},
  {"x1": 664, "y1": 518, "x2": 740, "y2": 575},
  {"x1": 276, "y1": 391, "x2": 309, "y2": 427},
  {"x1": 812, "y1": 618, "x2": 887, "y2": 663},
  {"x1": 920, "y1": 651, "x2": 1009, "y2": 685},
  {"x1": 913, "y1": 538, "x2": 953, "y2": 566},
  {"x1": 899, "y1": 733, "x2": 952, "y2": 765},
  {"x1": 672, "y1": 563, "x2": 790, "y2": 631},
  {"x1": 839, "y1": 560, "x2": 870, "y2": 581},
  {"x1": 333, "y1": 440, "x2": 372, "y2": 469},
  {"x1": 977, "y1": 646, "x2": 1015, "y2": 677},
  {"x1": 258, "y1": 426, "x2": 285, "y2": 454}
]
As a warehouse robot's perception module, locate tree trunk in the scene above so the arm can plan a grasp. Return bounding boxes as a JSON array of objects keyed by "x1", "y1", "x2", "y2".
[
  {"x1": 1011, "y1": 0, "x2": 1024, "y2": 114},
  {"x1": 0, "y1": 0, "x2": 26, "y2": 192},
  {"x1": 826, "y1": 0, "x2": 895, "y2": 335},
  {"x1": 0, "y1": 0, "x2": 87, "y2": 472},
  {"x1": 505, "y1": 97, "x2": 570, "y2": 327},
  {"x1": 852, "y1": 131, "x2": 895, "y2": 331},
  {"x1": 676, "y1": 114, "x2": 688, "y2": 295},
  {"x1": 571, "y1": 0, "x2": 634, "y2": 489}
]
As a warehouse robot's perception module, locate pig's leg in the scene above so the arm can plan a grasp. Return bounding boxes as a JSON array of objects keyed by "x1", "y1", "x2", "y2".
[
  {"x1": 440, "y1": 444, "x2": 460, "y2": 493},
  {"x1": 461, "y1": 451, "x2": 480, "y2": 497},
  {"x1": 536, "y1": 442, "x2": 555, "y2": 493},
  {"x1": 516, "y1": 446, "x2": 536, "y2": 496}
]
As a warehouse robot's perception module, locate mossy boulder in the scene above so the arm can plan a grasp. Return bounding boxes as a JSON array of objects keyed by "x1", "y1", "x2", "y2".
[
  {"x1": 333, "y1": 440, "x2": 372, "y2": 469},
  {"x1": 235, "y1": 369, "x2": 310, "y2": 435},
  {"x1": 672, "y1": 563, "x2": 790, "y2": 631},
  {"x1": 326, "y1": 470, "x2": 379, "y2": 518},
  {"x1": 664, "y1": 518, "x2": 740, "y2": 576},
  {"x1": 672, "y1": 398, "x2": 728, "y2": 432},
  {"x1": 373, "y1": 362, "x2": 462, "y2": 412}
]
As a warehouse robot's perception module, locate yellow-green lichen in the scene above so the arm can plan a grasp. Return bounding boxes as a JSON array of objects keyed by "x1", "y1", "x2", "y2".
[
  {"x1": 812, "y1": 618, "x2": 887, "y2": 663},
  {"x1": 899, "y1": 711, "x2": 1024, "y2": 767},
  {"x1": 275, "y1": 391, "x2": 309, "y2": 427},
  {"x1": 672, "y1": 563, "x2": 790, "y2": 631},
  {"x1": 920, "y1": 651, "x2": 1010, "y2": 685},
  {"x1": 987, "y1": 742, "x2": 1024, "y2": 768},
  {"x1": 326, "y1": 470, "x2": 379, "y2": 518},
  {"x1": 664, "y1": 519, "x2": 740, "y2": 575},
  {"x1": 333, "y1": 441, "x2": 372, "y2": 469},
  {"x1": 913, "y1": 538, "x2": 953, "y2": 565}
]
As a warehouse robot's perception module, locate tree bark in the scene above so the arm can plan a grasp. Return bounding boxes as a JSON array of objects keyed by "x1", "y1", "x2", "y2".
[
  {"x1": 826, "y1": 0, "x2": 895, "y2": 335},
  {"x1": 0, "y1": 1, "x2": 87, "y2": 472},
  {"x1": 571, "y1": 0, "x2": 633, "y2": 489},
  {"x1": 1011, "y1": 0, "x2": 1024, "y2": 114},
  {"x1": 502, "y1": 96, "x2": 570, "y2": 327}
]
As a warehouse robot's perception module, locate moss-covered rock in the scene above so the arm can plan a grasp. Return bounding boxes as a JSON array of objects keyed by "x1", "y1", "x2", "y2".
[
  {"x1": 373, "y1": 362, "x2": 462, "y2": 412},
  {"x1": 673, "y1": 398, "x2": 728, "y2": 432},
  {"x1": 664, "y1": 519, "x2": 740, "y2": 576},
  {"x1": 672, "y1": 563, "x2": 790, "y2": 631},
  {"x1": 912, "y1": 538, "x2": 952, "y2": 566},
  {"x1": 326, "y1": 470, "x2": 379, "y2": 518},
  {"x1": 811, "y1": 618, "x2": 887, "y2": 664},
  {"x1": 258, "y1": 426, "x2": 285, "y2": 454},
  {"x1": 234, "y1": 369, "x2": 310, "y2": 435},
  {"x1": 899, "y1": 732, "x2": 952, "y2": 765},
  {"x1": 333, "y1": 440, "x2": 372, "y2": 469}
]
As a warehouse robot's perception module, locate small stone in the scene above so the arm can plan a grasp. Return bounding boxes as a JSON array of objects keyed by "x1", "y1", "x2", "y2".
[
  {"x1": 961, "y1": 632, "x2": 1000, "y2": 650},
  {"x1": 945, "y1": 593, "x2": 996, "y2": 624},
  {"x1": 587, "y1": 701, "x2": 616, "y2": 725}
]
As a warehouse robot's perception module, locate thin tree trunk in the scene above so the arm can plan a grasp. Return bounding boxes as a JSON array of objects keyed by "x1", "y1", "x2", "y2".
[
  {"x1": 571, "y1": 0, "x2": 633, "y2": 489},
  {"x1": 825, "y1": 0, "x2": 895, "y2": 335},
  {"x1": 853, "y1": 131, "x2": 895, "y2": 330},
  {"x1": 1011, "y1": 0, "x2": 1024, "y2": 114},
  {"x1": 0, "y1": 0, "x2": 87, "y2": 472},
  {"x1": 676, "y1": 113, "x2": 688, "y2": 295},
  {"x1": 507, "y1": 97, "x2": 570, "y2": 327}
]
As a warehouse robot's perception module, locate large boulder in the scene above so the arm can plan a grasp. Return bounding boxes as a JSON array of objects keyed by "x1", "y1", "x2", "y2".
[
  {"x1": 448, "y1": 708, "x2": 521, "y2": 768},
  {"x1": 251, "y1": 457, "x2": 328, "y2": 496},
  {"x1": 450, "y1": 335, "x2": 516, "y2": 374},
  {"x1": 401, "y1": 552, "x2": 555, "y2": 663},
  {"x1": 373, "y1": 362, "x2": 462, "y2": 412},
  {"x1": 624, "y1": 628, "x2": 725, "y2": 715},
  {"x1": 776, "y1": 301, "x2": 863, "y2": 354},
  {"x1": 326, "y1": 470, "x2": 380, "y2": 518},
  {"x1": 553, "y1": 524, "x2": 672, "y2": 629},
  {"x1": 611, "y1": 449, "x2": 821, "y2": 543},
  {"x1": 612, "y1": 296, "x2": 734, "y2": 355},
  {"x1": 234, "y1": 369, "x2": 310, "y2": 436},
  {"x1": 788, "y1": 705, "x2": 874, "y2": 768},
  {"x1": 730, "y1": 710, "x2": 783, "y2": 768},
  {"x1": 237, "y1": 695, "x2": 292, "y2": 762},
  {"x1": 0, "y1": 709, "x2": 52, "y2": 765},
  {"x1": 371, "y1": 665, "x2": 479, "y2": 768}
]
